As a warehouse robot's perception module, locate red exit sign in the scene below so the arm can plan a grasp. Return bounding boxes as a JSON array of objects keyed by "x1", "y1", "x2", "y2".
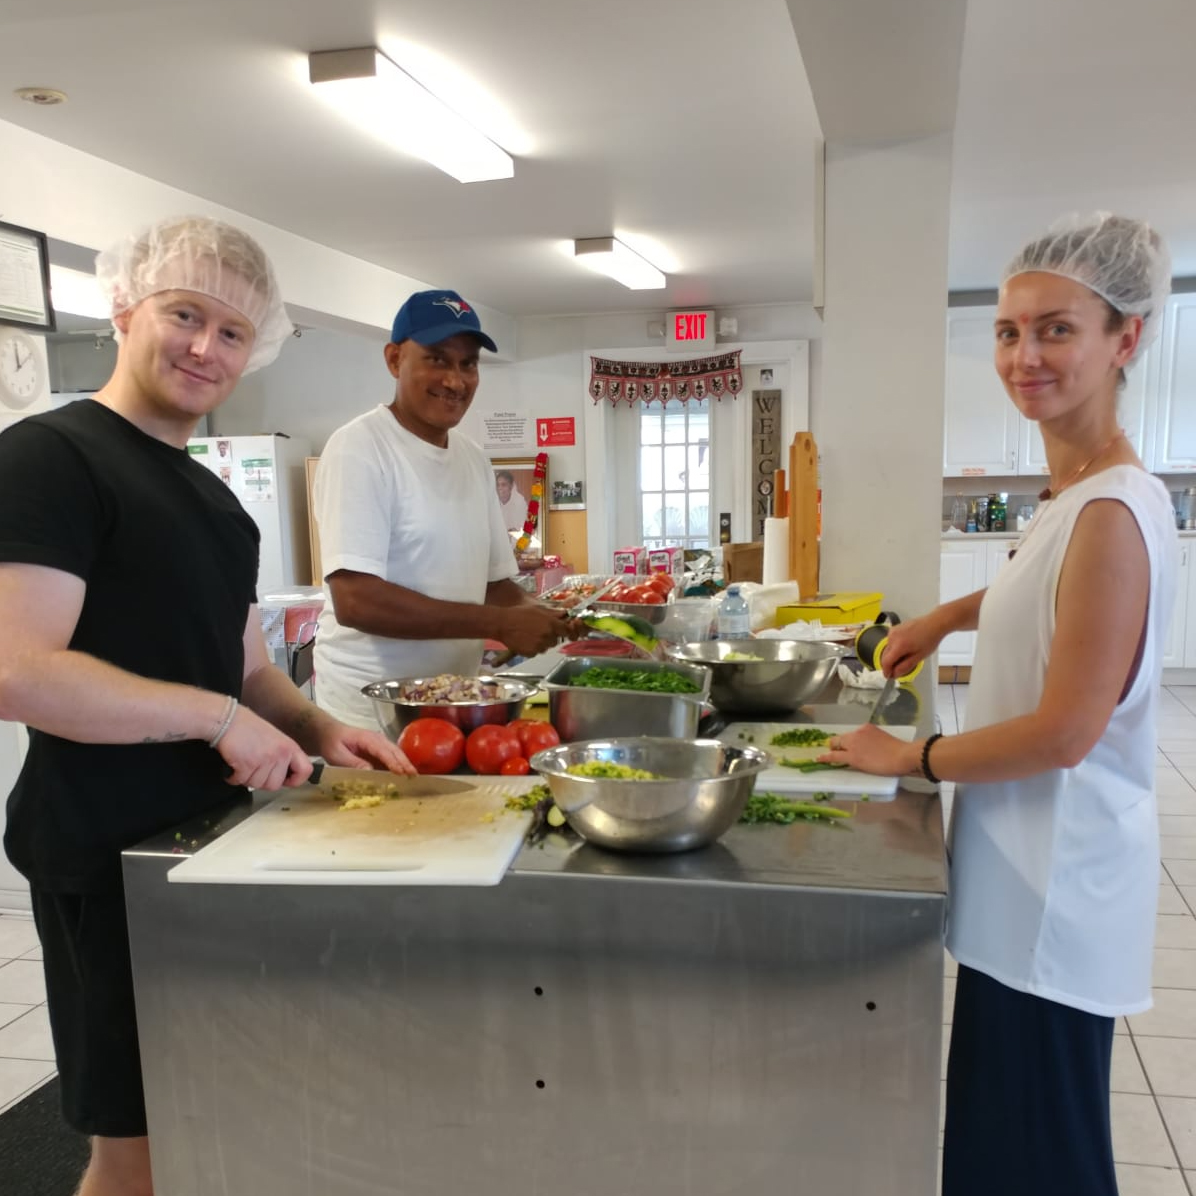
[{"x1": 666, "y1": 309, "x2": 715, "y2": 352}]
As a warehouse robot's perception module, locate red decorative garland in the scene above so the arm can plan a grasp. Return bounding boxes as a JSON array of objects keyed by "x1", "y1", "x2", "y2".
[{"x1": 516, "y1": 452, "x2": 548, "y2": 551}]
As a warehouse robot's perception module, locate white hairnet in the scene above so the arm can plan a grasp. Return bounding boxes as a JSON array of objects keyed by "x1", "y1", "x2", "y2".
[
  {"x1": 1001, "y1": 212, "x2": 1171, "y2": 362},
  {"x1": 95, "y1": 215, "x2": 293, "y2": 374}
]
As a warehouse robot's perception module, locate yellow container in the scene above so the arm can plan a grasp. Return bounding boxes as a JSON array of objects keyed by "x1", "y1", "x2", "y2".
[{"x1": 774, "y1": 591, "x2": 884, "y2": 627}]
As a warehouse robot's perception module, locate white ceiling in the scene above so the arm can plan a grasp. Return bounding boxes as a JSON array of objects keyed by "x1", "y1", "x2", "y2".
[{"x1": 1, "y1": 0, "x2": 1194, "y2": 322}]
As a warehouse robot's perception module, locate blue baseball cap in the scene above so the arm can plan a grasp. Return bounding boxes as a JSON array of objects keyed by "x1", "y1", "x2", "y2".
[{"x1": 390, "y1": 289, "x2": 498, "y2": 353}]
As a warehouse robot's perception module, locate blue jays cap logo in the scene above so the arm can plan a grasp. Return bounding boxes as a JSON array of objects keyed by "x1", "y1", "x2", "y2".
[{"x1": 433, "y1": 297, "x2": 472, "y2": 318}]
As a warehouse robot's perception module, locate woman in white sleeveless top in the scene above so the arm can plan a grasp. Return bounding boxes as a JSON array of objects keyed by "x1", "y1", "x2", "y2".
[{"x1": 824, "y1": 213, "x2": 1180, "y2": 1196}]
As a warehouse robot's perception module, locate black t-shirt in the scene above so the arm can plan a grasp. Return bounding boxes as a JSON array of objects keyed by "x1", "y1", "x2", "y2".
[{"x1": 0, "y1": 400, "x2": 259, "y2": 892}]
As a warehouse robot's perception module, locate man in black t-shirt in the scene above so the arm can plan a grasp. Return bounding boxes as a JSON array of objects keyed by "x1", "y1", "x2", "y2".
[{"x1": 0, "y1": 216, "x2": 412, "y2": 1196}]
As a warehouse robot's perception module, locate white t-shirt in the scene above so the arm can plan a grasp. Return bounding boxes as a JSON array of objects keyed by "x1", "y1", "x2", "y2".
[
  {"x1": 946, "y1": 466, "x2": 1179, "y2": 1016},
  {"x1": 312, "y1": 405, "x2": 518, "y2": 728},
  {"x1": 499, "y1": 487, "x2": 528, "y2": 533}
]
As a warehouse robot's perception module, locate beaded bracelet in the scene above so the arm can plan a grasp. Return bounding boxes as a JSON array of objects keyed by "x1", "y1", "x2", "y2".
[
  {"x1": 921, "y1": 732, "x2": 943, "y2": 785},
  {"x1": 208, "y1": 696, "x2": 238, "y2": 748}
]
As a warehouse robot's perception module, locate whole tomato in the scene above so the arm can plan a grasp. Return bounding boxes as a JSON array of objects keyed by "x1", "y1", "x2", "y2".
[
  {"x1": 507, "y1": 719, "x2": 562, "y2": 757},
  {"x1": 499, "y1": 756, "x2": 531, "y2": 776},
  {"x1": 465, "y1": 724, "x2": 522, "y2": 774},
  {"x1": 398, "y1": 718, "x2": 465, "y2": 774},
  {"x1": 647, "y1": 573, "x2": 675, "y2": 596}
]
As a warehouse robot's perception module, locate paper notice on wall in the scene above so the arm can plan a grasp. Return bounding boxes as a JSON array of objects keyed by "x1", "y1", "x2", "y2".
[
  {"x1": 480, "y1": 394, "x2": 531, "y2": 452},
  {"x1": 239, "y1": 457, "x2": 274, "y2": 503}
]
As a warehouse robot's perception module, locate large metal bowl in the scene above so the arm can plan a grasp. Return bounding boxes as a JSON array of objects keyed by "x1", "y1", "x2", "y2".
[
  {"x1": 529, "y1": 737, "x2": 772, "y2": 854},
  {"x1": 541, "y1": 656, "x2": 711, "y2": 741},
  {"x1": 362, "y1": 675, "x2": 539, "y2": 739},
  {"x1": 664, "y1": 638, "x2": 844, "y2": 715}
]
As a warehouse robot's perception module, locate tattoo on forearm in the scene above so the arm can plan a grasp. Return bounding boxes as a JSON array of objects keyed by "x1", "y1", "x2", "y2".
[{"x1": 142, "y1": 732, "x2": 189, "y2": 744}]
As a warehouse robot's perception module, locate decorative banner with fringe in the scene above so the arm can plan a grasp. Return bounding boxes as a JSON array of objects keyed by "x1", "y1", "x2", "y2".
[{"x1": 588, "y1": 350, "x2": 743, "y2": 405}]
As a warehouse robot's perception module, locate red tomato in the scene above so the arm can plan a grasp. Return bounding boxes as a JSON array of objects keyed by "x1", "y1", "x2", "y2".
[
  {"x1": 506, "y1": 719, "x2": 562, "y2": 756},
  {"x1": 624, "y1": 584, "x2": 662, "y2": 604},
  {"x1": 638, "y1": 590, "x2": 665, "y2": 604},
  {"x1": 465, "y1": 724, "x2": 522, "y2": 774},
  {"x1": 647, "y1": 573, "x2": 675, "y2": 596},
  {"x1": 521, "y1": 723, "x2": 562, "y2": 757},
  {"x1": 398, "y1": 718, "x2": 465, "y2": 774},
  {"x1": 499, "y1": 756, "x2": 531, "y2": 776},
  {"x1": 606, "y1": 583, "x2": 629, "y2": 601}
]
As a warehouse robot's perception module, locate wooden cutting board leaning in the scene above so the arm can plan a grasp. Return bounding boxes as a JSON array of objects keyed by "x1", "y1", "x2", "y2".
[
  {"x1": 168, "y1": 768, "x2": 537, "y2": 886},
  {"x1": 715, "y1": 723, "x2": 918, "y2": 800}
]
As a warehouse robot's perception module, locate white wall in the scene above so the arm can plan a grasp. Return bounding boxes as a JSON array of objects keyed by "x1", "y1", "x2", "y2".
[
  {"x1": 216, "y1": 303, "x2": 822, "y2": 484},
  {"x1": 0, "y1": 118, "x2": 516, "y2": 352}
]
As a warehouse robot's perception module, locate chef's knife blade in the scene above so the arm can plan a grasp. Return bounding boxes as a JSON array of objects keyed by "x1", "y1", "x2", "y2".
[{"x1": 867, "y1": 675, "x2": 898, "y2": 725}]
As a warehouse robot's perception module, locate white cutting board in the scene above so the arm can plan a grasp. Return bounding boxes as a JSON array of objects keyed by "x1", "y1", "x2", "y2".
[
  {"x1": 718, "y1": 723, "x2": 918, "y2": 800},
  {"x1": 168, "y1": 774, "x2": 536, "y2": 887}
]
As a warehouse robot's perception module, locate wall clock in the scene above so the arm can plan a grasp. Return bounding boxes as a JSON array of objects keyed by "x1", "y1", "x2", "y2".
[{"x1": 0, "y1": 327, "x2": 50, "y2": 411}]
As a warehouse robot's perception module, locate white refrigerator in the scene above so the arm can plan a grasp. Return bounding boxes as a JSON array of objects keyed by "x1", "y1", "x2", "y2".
[{"x1": 186, "y1": 433, "x2": 314, "y2": 594}]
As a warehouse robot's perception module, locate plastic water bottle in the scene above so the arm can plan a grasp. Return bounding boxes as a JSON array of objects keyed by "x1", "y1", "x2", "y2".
[{"x1": 717, "y1": 585, "x2": 752, "y2": 639}]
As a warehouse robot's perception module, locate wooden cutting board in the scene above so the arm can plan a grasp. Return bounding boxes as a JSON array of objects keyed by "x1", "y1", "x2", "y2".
[
  {"x1": 717, "y1": 723, "x2": 918, "y2": 800},
  {"x1": 168, "y1": 771, "x2": 536, "y2": 887}
]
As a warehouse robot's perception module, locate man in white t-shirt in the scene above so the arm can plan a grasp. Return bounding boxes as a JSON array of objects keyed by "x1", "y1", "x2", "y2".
[
  {"x1": 495, "y1": 470, "x2": 529, "y2": 533},
  {"x1": 312, "y1": 289, "x2": 577, "y2": 728}
]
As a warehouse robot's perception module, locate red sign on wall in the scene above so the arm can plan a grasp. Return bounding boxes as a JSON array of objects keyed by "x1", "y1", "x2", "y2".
[{"x1": 536, "y1": 417, "x2": 575, "y2": 447}]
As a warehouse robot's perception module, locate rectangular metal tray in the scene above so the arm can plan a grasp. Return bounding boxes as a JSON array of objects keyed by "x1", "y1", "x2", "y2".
[
  {"x1": 538, "y1": 574, "x2": 621, "y2": 609},
  {"x1": 542, "y1": 656, "x2": 711, "y2": 741}
]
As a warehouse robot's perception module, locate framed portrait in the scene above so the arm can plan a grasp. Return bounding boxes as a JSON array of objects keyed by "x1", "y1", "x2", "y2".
[
  {"x1": 491, "y1": 455, "x2": 546, "y2": 556},
  {"x1": 0, "y1": 220, "x2": 55, "y2": 333},
  {"x1": 550, "y1": 479, "x2": 585, "y2": 511}
]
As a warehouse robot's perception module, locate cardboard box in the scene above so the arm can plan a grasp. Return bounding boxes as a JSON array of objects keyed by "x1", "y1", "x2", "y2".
[
  {"x1": 775, "y1": 591, "x2": 884, "y2": 626},
  {"x1": 721, "y1": 541, "x2": 764, "y2": 584},
  {"x1": 613, "y1": 546, "x2": 647, "y2": 575},
  {"x1": 647, "y1": 546, "x2": 685, "y2": 577}
]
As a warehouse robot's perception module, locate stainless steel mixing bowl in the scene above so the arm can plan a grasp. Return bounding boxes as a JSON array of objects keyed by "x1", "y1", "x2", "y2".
[
  {"x1": 664, "y1": 638, "x2": 844, "y2": 715},
  {"x1": 529, "y1": 737, "x2": 772, "y2": 853},
  {"x1": 362, "y1": 675, "x2": 539, "y2": 738}
]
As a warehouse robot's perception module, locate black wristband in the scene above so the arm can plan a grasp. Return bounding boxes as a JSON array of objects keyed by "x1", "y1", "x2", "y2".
[{"x1": 921, "y1": 732, "x2": 944, "y2": 784}]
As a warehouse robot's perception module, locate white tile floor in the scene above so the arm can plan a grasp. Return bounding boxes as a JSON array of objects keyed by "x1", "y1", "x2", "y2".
[
  {"x1": 3, "y1": 685, "x2": 1196, "y2": 1193},
  {"x1": 937, "y1": 682, "x2": 1196, "y2": 1195}
]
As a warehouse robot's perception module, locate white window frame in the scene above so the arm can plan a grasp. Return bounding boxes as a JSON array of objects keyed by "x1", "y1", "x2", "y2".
[{"x1": 582, "y1": 340, "x2": 808, "y2": 570}]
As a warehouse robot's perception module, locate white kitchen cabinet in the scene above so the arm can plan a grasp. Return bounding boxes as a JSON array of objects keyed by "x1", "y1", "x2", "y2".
[
  {"x1": 938, "y1": 537, "x2": 1019, "y2": 668},
  {"x1": 1154, "y1": 293, "x2": 1196, "y2": 472},
  {"x1": 1176, "y1": 542, "x2": 1194, "y2": 670},
  {"x1": 944, "y1": 310, "x2": 1019, "y2": 476},
  {"x1": 986, "y1": 539, "x2": 1018, "y2": 588},
  {"x1": 939, "y1": 541, "x2": 987, "y2": 665}
]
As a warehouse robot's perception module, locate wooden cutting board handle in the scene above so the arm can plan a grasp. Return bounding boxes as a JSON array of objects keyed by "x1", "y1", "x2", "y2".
[{"x1": 788, "y1": 433, "x2": 819, "y2": 598}]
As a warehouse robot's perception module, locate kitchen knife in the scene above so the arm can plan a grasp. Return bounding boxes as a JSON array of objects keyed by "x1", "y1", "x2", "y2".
[{"x1": 867, "y1": 675, "x2": 898, "y2": 725}]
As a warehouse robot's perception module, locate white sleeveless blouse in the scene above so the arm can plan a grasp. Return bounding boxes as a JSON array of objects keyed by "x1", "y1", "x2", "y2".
[{"x1": 946, "y1": 465, "x2": 1179, "y2": 1015}]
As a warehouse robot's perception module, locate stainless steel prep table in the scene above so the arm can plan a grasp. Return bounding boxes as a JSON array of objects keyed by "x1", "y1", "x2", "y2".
[{"x1": 124, "y1": 692, "x2": 945, "y2": 1196}]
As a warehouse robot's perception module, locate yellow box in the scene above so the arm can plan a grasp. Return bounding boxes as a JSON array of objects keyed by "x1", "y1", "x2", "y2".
[{"x1": 774, "y1": 591, "x2": 884, "y2": 626}]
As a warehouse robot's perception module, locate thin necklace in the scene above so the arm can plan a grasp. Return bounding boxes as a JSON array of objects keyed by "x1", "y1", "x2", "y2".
[{"x1": 1038, "y1": 428, "x2": 1125, "y2": 501}]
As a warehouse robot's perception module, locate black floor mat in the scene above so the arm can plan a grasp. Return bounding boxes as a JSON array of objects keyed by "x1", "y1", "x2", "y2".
[{"x1": 0, "y1": 1077, "x2": 89, "y2": 1196}]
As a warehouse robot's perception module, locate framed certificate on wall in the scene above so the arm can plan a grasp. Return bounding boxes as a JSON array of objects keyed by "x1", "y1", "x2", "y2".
[{"x1": 0, "y1": 220, "x2": 55, "y2": 332}]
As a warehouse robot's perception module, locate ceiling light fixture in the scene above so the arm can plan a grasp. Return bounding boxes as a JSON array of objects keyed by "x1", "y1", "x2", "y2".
[
  {"x1": 49, "y1": 265, "x2": 108, "y2": 319},
  {"x1": 573, "y1": 237, "x2": 667, "y2": 290},
  {"x1": 308, "y1": 47, "x2": 513, "y2": 184}
]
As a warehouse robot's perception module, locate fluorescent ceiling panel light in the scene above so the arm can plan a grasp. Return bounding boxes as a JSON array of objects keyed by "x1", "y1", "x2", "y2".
[
  {"x1": 573, "y1": 237, "x2": 667, "y2": 290},
  {"x1": 309, "y1": 47, "x2": 513, "y2": 183},
  {"x1": 49, "y1": 265, "x2": 109, "y2": 319}
]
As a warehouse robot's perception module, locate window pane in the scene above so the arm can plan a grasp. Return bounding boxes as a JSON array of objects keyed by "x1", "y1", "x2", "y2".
[
  {"x1": 640, "y1": 445, "x2": 662, "y2": 491},
  {"x1": 641, "y1": 410, "x2": 662, "y2": 445},
  {"x1": 663, "y1": 493, "x2": 686, "y2": 536},
  {"x1": 662, "y1": 444, "x2": 687, "y2": 489},
  {"x1": 687, "y1": 443, "x2": 709, "y2": 487},
  {"x1": 642, "y1": 493, "x2": 663, "y2": 539},
  {"x1": 689, "y1": 493, "x2": 709, "y2": 538},
  {"x1": 663, "y1": 399, "x2": 687, "y2": 444}
]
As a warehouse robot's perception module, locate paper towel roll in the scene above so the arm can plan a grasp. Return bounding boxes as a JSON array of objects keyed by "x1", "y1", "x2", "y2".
[{"x1": 762, "y1": 517, "x2": 790, "y2": 586}]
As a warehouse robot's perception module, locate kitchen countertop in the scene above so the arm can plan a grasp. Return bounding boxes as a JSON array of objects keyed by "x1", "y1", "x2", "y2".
[{"x1": 129, "y1": 681, "x2": 943, "y2": 899}]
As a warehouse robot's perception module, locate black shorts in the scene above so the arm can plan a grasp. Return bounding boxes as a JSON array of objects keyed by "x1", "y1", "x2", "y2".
[{"x1": 30, "y1": 887, "x2": 147, "y2": 1138}]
